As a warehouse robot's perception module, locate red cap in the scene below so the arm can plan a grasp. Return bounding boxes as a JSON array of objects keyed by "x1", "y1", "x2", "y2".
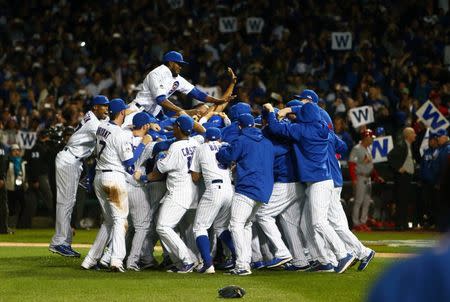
[{"x1": 361, "y1": 129, "x2": 376, "y2": 139}]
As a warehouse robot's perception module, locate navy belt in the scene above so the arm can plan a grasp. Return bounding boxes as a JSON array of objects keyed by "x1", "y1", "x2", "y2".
[
  {"x1": 101, "y1": 169, "x2": 113, "y2": 173},
  {"x1": 212, "y1": 179, "x2": 223, "y2": 184}
]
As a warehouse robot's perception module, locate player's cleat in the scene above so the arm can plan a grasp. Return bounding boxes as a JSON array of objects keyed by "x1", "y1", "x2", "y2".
[
  {"x1": 81, "y1": 257, "x2": 99, "y2": 270},
  {"x1": 197, "y1": 264, "x2": 215, "y2": 274},
  {"x1": 266, "y1": 256, "x2": 293, "y2": 269},
  {"x1": 358, "y1": 250, "x2": 375, "y2": 271},
  {"x1": 225, "y1": 268, "x2": 252, "y2": 276},
  {"x1": 283, "y1": 262, "x2": 311, "y2": 272},
  {"x1": 177, "y1": 263, "x2": 195, "y2": 274},
  {"x1": 127, "y1": 264, "x2": 141, "y2": 272},
  {"x1": 310, "y1": 263, "x2": 335, "y2": 273},
  {"x1": 110, "y1": 265, "x2": 125, "y2": 273},
  {"x1": 67, "y1": 246, "x2": 81, "y2": 258},
  {"x1": 216, "y1": 258, "x2": 235, "y2": 270},
  {"x1": 49, "y1": 245, "x2": 78, "y2": 257},
  {"x1": 335, "y1": 254, "x2": 356, "y2": 274},
  {"x1": 250, "y1": 261, "x2": 265, "y2": 270}
]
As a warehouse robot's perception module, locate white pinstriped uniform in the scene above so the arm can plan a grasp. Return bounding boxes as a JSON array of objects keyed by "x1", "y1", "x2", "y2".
[
  {"x1": 190, "y1": 141, "x2": 234, "y2": 239},
  {"x1": 305, "y1": 179, "x2": 348, "y2": 265},
  {"x1": 51, "y1": 111, "x2": 102, "y2": 247},
  {"x1": 125, "y1": 138, "x2": 156, "y2": 268},
  {"x1": 277, "y1": 182, "x2": 310, "y2": 267},
  {"x1": 329, "y1": 187, "x2": 372, "y2": 259},
  {"x1": 230, "y1": 193, "x2": 262, "y2": 271},
  {"x1": 140, "y1": 180, "x2": 167, "y2": 264},
  {"x1": 255, "y1": 182, "x2": 298, "y2": 260},
  {"x1": 82, "y1": 121, "x2": 133, "y2": 268},
  {"x1": 134, "y1": 64, "x2": 195, "y2": 116},
  {"x1": 156, "y1": 136, "x2": 203, "y2": 265}
]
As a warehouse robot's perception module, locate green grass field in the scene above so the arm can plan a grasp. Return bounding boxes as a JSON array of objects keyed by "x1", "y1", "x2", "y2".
[{"x1": 0, "y1": 229, "x2": 441, "y2": 302}]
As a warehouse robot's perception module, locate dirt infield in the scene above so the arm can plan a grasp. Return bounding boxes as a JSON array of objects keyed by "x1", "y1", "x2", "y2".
[{"x1": 0, "y1": 242, "x2": 414, "y2": 258}]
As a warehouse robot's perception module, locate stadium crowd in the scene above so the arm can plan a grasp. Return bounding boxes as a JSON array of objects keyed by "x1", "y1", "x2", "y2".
[{"x1": 0, "y1": 0, "x2": 449, "y2": 234}]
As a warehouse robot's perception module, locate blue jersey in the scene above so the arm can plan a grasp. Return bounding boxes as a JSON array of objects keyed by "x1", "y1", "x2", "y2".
[
  {"x1": 328, "y1": 133, "x2": 348, "y2": 187},
  {"x1": 217, "y1": 127, "x2": 274, "y2": 203},
  {"x1": 263, "y1": 128, "x2": 298, "y2": 183}
]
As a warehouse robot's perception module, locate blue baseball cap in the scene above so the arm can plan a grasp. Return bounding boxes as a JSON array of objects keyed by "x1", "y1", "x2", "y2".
[
  {"x1": 375, "y1": 127, "x2": 385, "y2": 136},
  {"x1": 133, "y1": 112, "x2": 152, "y2": 129},
  {"x1": 294, "y1": 89, "x2": 319, "y2": 103},
  {"x1": 175, "y1": 114, "x2": 194, "y2": 134},
  {"x1": 163, "y1": 51, "x2": 189, "y2": 64},
  {"x1": 286, "y1": 99, "x2": 302, "y2": 107},
  {"x1": 254, "y1": 116, "x2": 262, "y2": 125},
  {"x1": 109, "y1": 98, "x2": 129, "y2": 115},
  {"x1": 205, "y1": 127, "x2": 221, "y2": 141},
  {"x1": 208, "y1": 115, "x2": 225, "y2": 127},
  {"x1": 238, "y1": 113, "x2": 255, "y2": 128},
  {"x1": 230, "y1": 102, "x2": 251, "y2": 121},
  {"x1": 92, "y1": 95, "x2": 109, "y2": 106}
]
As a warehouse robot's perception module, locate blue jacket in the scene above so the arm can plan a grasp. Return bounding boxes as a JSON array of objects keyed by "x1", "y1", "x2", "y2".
[
  {"x1": 420, "y1": 147, "x2": 438, "y2": 184},
  {"x1": 221, "y1": 122, "x2": 241, "y2": 144},
  {"x1": 217, "y1": 127, "x2": 274, "y2": 203},
  {"x1": 267, "y1": 103, "x2": 331, "y2": 183},
  {"x1": 263, "y1": 127, "x2": 298, "y2": 183},
  {"x1": 328, "y1": 133, "x2": 348, "y2": 188}
]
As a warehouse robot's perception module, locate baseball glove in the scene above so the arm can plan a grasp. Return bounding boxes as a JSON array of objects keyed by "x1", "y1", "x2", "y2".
[{"x1": 218, "y1": 285, "x2": 246, "y2": 298}]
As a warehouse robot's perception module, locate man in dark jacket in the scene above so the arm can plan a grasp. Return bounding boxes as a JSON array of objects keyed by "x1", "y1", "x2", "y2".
[
  {"x1": 217, "y1": 113, "x2": 274, "y2": 276},
  {"x1": 387, "y1": 127, "x2": 417, "y2": 230}
]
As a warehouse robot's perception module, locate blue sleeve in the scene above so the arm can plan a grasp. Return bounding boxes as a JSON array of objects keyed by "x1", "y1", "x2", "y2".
[
  {"x1": 332, "y1": 132, "x2": 348, "y2": 154},
  {"x1": 156, "y1": 95, "x2": 167, "y2": 105},
  {"x1": 267, "y1": 112, "x2": 301, "y2": 142},
  {"x1": 272, "y1": 142, "x2": 290, "y2": 157},
  {"x1": 153, "y1": 139, "x2": 176, "y2": 156},
  {"x1": 187, "y1": 87, "x2": 208, "y2": 102},
  {"x1": 122, "y1": 143, "x2": 146, "y2": 174}
]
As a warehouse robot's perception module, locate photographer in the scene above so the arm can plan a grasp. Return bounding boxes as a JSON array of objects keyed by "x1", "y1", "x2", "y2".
[
  {"x1": 6, "y1": 144, "x2": 29, "y2": 228},
  {"x1": 25, "y1": 130, "x2": 54, "y2": 219}
]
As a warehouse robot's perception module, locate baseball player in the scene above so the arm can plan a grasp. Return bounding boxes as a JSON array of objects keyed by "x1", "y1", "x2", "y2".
[
  {"x1": 189, "y1": 127, "x2": 235, "y2": 274},
  {"x1": 221, "y1": 103, "x2": 252, "y2": 144},
  {"x1": 265, "y1": 102, "x2": 355, "y2": 274},
  {"x1": 133, "y1": 51, "x2": 234, "y2": 117},
  {"x1": 254, "y1": 110, "x2": 309, "y2": 270},
  {"x1": 139, "y1": 115, "x2": 202, "y2": 273},
  {"x1": 49, "y1": 95, "x2": 109, "y2": 257},
  {"x1": 348, "y1": 129, "x2": 383, "y2": 230},
  {"x1": 81, "y1": 99, "x2": 152, "y2": 272},
  {"x1": 289, "y1": 93, "x2": 375, "y2": 270},
  {"x1": 124, "y1": 112, "x2": 161, "y2": 271},
  {"x1": 217, "y1": 113, "x2": 274, "y2": 276}
]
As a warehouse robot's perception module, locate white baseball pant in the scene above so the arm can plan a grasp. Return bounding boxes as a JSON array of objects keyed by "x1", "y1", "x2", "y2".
[
  {"x1": 329, "y1": 187, "x2": 371, "y2": 259},
  {"x1": 85, "y1": 171, "x2": 129, "y2": 268},
  {"x1": 307, "y1": 179, "x2": 348, "y2": 263},
  {"x1": 126, "y1": 184, "x2": 154, "y2": 268},
  {"x1": 256, "y1": 182, "x2": 298, "y2": 260},
  {"x1": 278, "y1": 182, "x2": 309, "y2": 267},
  {"x1": 156, "y1": 193, "x2": 193, "y2": 265},
  {"x1": 230, "y1": 193, "x2": 262, "y2": 271},
  {"x1": 50, "y1": 150, "x2": 82, "y2": 246}
]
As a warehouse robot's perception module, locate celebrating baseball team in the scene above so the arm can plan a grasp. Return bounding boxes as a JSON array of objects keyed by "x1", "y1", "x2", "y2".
[{"x1": 48, "y1": 50, "x2": 375, "y2": 276}]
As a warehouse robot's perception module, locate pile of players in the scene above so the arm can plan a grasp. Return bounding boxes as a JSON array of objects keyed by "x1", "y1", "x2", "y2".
[{"x1": 48, "y1": 51, "x2": 375, "y2": 275}]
